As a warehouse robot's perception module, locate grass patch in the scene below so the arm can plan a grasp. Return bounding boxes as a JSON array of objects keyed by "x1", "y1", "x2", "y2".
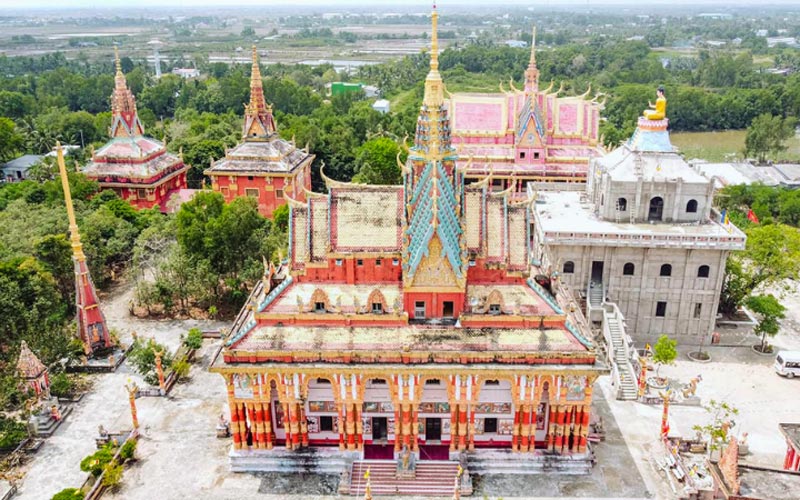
[{"x1": 671, "y1": 129, "x2": 800, "y2": 162}]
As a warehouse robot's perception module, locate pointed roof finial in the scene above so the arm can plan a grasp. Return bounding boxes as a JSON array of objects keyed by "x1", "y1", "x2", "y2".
[
  {"x1": 114, "y1": 45, "x2": 122, "y2": 75},
  {"x1": 423, "y1": 2, "x2": 443, "y2": 107},
  {"x1": 524, "y1": 24, "x2": 540, "y2": 93},
  {"x1": 242, "y1": 45, "x2": 276, "y2": 140},
  {"x1": 17, "y1": 340, "x2": 46, "y2": 380}
]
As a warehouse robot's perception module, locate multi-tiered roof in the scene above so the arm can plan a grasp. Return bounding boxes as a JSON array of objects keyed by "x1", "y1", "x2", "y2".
[{"x1": 82, "y1": 48, "x2": 186, "y2": 196}]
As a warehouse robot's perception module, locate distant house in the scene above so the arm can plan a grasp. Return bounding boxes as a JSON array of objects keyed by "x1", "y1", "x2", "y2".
[
  {"x1": 372, "y1": 99, "x2": 390, "y2": 114},
  {"x1": 768, "y1": 37, "x2": 799, "y2": 48},
  {"x1": 328, "y1": 82, "x2": 380, "y2": 98},
  {"x1": 172, "y1": 68, "x2": 201, "y2": 79},
  {"x1": 1, "y1": 154, "x2": 43, "y2": 182},
  {"x1": 504, "y1": 40, "x2": 527, "y2": 48}
]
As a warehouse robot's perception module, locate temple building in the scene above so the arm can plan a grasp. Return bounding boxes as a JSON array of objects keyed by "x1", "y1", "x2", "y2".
[
  {"x1": 532, "y1": 110, "x2": 745, "y2": 345},
  {"x1": 449, "y1": 28, "x2": 605, "y2": 189},
  {"x1": 210, "y1": 8, "x2": 604, "y2": 484},
  {"x1": 58, "y1": 145, "x2": 113, "y2": 357},
  {"x1": 205, "y1": 47, "x2": 314, "y2": 218},
  {"x1": 17, "y1": 341, "x2": 50, "y2": 399},
  {"x1": 82, "y1": 49, "x2": 188, "y2": 211}
]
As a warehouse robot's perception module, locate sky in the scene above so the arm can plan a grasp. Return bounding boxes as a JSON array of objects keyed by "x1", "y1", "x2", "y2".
[{"x1": 0, "y1": 0, "x2": 797, "y2": 8}]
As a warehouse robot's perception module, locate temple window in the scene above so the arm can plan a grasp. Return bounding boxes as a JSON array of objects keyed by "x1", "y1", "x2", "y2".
[
  {"x1": 276, "y1": 189, "x2": 284, "y2": 198},
  {"x1": 245, "y1": 188, "x2": 259, "y2": 198},
  {"x1": 320, "y1": 416, "x2": 334, "y2": 432},
  {"x1": 357, "y1": 259, "x2": 364, "y2": 266},
  {"x1": 376, "y1": 259, "x2": 382, "y2": 266},
  {"x1": 335, "y1": 259, "x2": 343, "y2": 266},
  {"x1": 248, "y1": 175, "x2": 254, "y2": 181},
  {"x1": 137, "y1": 188, "x2": 146, "y2": 198},
  {"x1": 414, "y1": 301, "x2": 426, "y2": 318},
  {"x1": 520, "y1": 151, "x2": 526, "y2": 159},
  {"x1": 660, "y1": 264, "x2": 672, "y2": 277},
  {"x1": 534, "y1": 152, "x2": 540, "y2": 159},
  {"x1": 485, "y1": 380, "x2": 500, "y2": 386},
  {"x1": 648, "y1": 197, "x2": 664, "y2": 221},
  {"x1": 656, "y1": 301, "x2": 667, "y2": 317},
  {"x1": 370, "y1": 379, "x2": 386, "y2": 385},
  {"x1": 372, "y1": 302, "x2": 383, "y2": 314},
  {"x1": 697, "y1": 265, "x2": 710, "y2": 278},
  {"x1": 316, "y1": 378, "x2": 330, "y2": 384},
  {"x1": 314, "y1": 301, "x2": 326, "y2": 313},
  {"x1": 392, "y1": 258, "x2": 399, "y2": 266},
  {"x1": 425, "y1": 379, "x2": 441, "y2": 385},
  {"x1": 623, "y1": 262, "x2": 635, "y2": 276},
  {"x1": 686, "y1": 199, "x2": 698, "y2": 213},
  {"x1": 694, "y1": 303, "x2": 702, "y2": 319},
  {"x1": 484, "y1": 418, "x2": 498, "y2": 433},
  {"x1": 488, "y1": 304, "x2": 501, "y2": 315},
  {"x1": 563, "y1": 261, "x2": 575, "y2": 274},
  {"x1": 617, "y1": 198, "x2": 627, "y2": 211},
  {"x1": 469, "y1": 259, "x2": 476, "y2": 267}
]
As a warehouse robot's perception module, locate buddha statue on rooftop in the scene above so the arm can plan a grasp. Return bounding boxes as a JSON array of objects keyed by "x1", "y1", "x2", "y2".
[{"x1": 643, "y1": 85, "x2": 667, "y2": 121}]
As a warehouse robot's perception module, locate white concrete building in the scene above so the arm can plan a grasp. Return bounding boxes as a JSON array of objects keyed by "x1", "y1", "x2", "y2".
[{"x1": 532, "y1": 117, "x2": 746, "y2": 343}]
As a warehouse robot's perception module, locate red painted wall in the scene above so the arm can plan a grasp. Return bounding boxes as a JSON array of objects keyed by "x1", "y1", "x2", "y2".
[
  {"x1": 214, "y1": 170, "x2": 311, "y2": 218},
  {"x1": 404, "y1": 292, "x2": 465, "y2": 320},
  {"x1": 111, "y1": 170, "x2": 187, "y2": 210},
  {"x1": 300, "y1": 257, "x2": 403, "y2": 285}
]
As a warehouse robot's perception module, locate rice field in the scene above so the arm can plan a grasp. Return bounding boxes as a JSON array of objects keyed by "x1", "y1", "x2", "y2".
[{"x1": 671, "y1": 129, "x2": 800, "y2": 162}]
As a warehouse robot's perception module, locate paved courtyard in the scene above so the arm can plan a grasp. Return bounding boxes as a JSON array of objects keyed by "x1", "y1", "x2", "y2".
[{"x1": 11, "y1": 281, "x2": 800, "y2": 499}]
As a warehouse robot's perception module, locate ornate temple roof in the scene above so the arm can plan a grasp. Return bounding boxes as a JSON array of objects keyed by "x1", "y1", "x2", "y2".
[
  {"x1": 83, "y1": 49, "x2": 185, "y2": 185},
  {"x1": 206, "y1": 47, "x2": 312, "y2": 177},
  {"x1": 17, "y1": 340, "x2": 46, "y2": 380}
]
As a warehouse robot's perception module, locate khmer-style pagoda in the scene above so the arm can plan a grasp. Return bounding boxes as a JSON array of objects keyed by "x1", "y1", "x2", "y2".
[
  {"x1": 210, "y1": 8, "x2": 604, "y2": 482},
  {"x1": 449, "y1": 27, "x2": 605, "y2": 188},
  {"x1": 205, "y1": 47, "x2": 314, "y2": 218},
  {"x1": 17, "y1": 341, "x2": 50, "y2": 399},
  {"x1": 58, "y1": 144, "x2": 114, "y2": 356},
  {"x1": 82, "y1": 48, "x2": 188, "y2": 211}
]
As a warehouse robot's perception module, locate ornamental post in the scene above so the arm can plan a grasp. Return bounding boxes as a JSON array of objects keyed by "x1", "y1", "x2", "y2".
[
  {"x1": 125, "y1": 379, "x2": 139, "y2": 430},
  {"x1": 154, "y1": 348, "x2": 165, "y2": 392}
]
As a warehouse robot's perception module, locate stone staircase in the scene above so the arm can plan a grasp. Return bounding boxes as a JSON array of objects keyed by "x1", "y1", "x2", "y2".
[
  {"x1": 606, "y1": 314, "x2": 638, "y2": 400},
  {"x1": 34, "y1": 403, "x2": 73, "y2": 438},
  {"x1": 588, "y1": 282, "x2": 603, "y2": 307},
  {"x1": 467, "y1": 449, "x2": 592, "y2": 475},
  {"x1": 229, "y1": 446, "x2": 353, "y2": 474},
  {"x1": 347, "y1": 460, "x2": 468, "y2": 497}
]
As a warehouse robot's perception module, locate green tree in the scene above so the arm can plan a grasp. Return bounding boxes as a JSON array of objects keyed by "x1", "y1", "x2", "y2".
[
  {"x1": 692, "y1": 400, "x2": 739, "y2": 453},
  {"x1": 744, "y1": 114, "x2": 798, "y2": 164},
  {"x1": 80, "y1": 444, "x2": 115, "y2": 477},
  {"x1": 652, "y1": 335, "x2": 677, "y2": 378},
  {"x1": 184, "y1": 328, "x2": 203, "y2": 350},
  {"x1": 128, "y1": 338, "x2": 173, "y2": 386},
  {"x1": 352, "y1": 137, "x2": 405, "y2": 185},
  {"x1": 0, "y1": 117, "x2": 23, "y2": 162},
  {"x1": 34, "y1": 234, "x2": 75, "y2": 313},
  {"x1": 746, "y1": 294, "x2": 785, "y2": 353},
  {"x1": 51, "y1": 488, "x2": 85, "y2": 500},
  {"x1": 241, "y1": 27, "x2": 256, "y2": 37}
]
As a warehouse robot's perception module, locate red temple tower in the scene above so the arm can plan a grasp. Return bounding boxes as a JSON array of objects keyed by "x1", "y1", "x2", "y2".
[
  {"x1": 57, "y1": 144, "x2": 113, "y2": 356},
  {"x1": 206, "y1": 47, "x2": 314, "y2": 218},
  {"x1": 82, "y1": 48, "x2": 188, "y2": 211}
]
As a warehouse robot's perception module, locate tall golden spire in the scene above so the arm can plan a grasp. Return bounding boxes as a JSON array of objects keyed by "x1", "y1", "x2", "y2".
[
  {"x1": 525, "y1": 25, "x2": 540, "y2": 93},
  {"x1": 423, "y1": 3, "x2": 443, "y2": 108},
  {"x1": 56, "y1": 143, "x2": 86, "y2": 262},
  {"x1": 109, "y1": 47, "x2": 145, "y2": 138}
]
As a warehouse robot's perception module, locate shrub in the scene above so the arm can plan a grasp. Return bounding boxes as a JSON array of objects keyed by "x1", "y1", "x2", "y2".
[
  {"x1": 172, "y1": 359, "x2": 190, "y2": 381},
  {"x1": 51, "y1": 488, "x2": 85, "y2": 500},
  {"x1": 184, "y1": 328, "x2": 203, "y2": 350},
  {"x1": 49, "y1": 372, "x2": 75, "y2": 398},
  {"x1": 0, "y1": 416, "x2": 28, "y2": 450},
  {"x1": 119, "y1": 439, "x2": 137, "y2": 461},
  {"x1": 127, "y1": 338, "x2": 173, "y2": 386},
  {"x1": 101, "y1": 462, "x2": 123, "y2": 490},
  {"x1": 80, "y1": 444, "x2": 115, "y2": 477}
]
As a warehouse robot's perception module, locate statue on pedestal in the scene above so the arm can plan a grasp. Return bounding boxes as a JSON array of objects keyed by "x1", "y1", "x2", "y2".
[{"x1": 643, "y1": 86, "x2": 667, "y2": 121}]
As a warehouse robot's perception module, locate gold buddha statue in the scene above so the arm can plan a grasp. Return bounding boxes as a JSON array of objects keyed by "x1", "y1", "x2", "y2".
[{"x1": 643, "y1": 85, "x2": 666, "y2": 120}]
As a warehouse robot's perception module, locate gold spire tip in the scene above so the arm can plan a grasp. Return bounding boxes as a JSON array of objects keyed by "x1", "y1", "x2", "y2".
[{"x1": 114, "y1": 46, "x2": 122, "y2": 74}]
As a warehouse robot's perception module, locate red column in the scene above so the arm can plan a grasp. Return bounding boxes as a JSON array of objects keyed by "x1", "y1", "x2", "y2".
[
  {"x1": 530, "y1": 405, "x2": 538, "y2": 451},
  {"x1": 239, "y1": 403, "x2": 250, "y2": 448},
  {"x1": 283, "y1": 402, "x2": 293, "y2": 449},
  {"x1": 784, "y1": 447, "x2": 793, "y2": 470},
  {"x1": 402, "y1": 403, "x2": 412, "y2": 449},
  {"x1": 355, "y1": 405, "x2": 364, "y2": 450},
  {"x1": 450, "y1": 405, "x2": 459, "y2": 451},
  {"x1": 411, "y1": 406, "x2": 419, "y2": 452},
  {"x1": 458, "y1": 405, "x2": 468, "y2": 451},
  {"x1": 299, "y1": 404, "x2": 309, "y2": 447},
  {"x1": 394, "y1": 406, "x2": 402, "y2": 452},
  {"x1": 251, "y1": 403, "x2": 263, "y2": 449},
  {"x1": 338, "y1": 401, "x2": 346, "y2": 450},
  {"x1": 468, "y1": 406, "x2": 475, "y2": 452},
  {"x1": 263, "y1": 402, "x2": 273, "y2": 449},
  {"x1": 520, "y1": 405, "x2": 531, "y2": 452},
  {"x1": 230, "y1": 401, "x2": 242, "y2": 448}
]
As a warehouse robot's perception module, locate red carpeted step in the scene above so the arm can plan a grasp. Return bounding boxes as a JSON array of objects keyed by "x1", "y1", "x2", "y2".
[{"x1": 349, "y1": 460, "x2": 462, "y2": 496}]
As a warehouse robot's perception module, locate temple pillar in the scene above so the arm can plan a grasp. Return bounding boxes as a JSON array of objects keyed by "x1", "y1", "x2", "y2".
[
  {"x1": 785, "y1": 446, "x2": 795, "y2": 470},
  {"x1": 262, "y1": 401, "x2": 273, "y2": 449},
  {"x1": 520, "y1": 404, "x2": 532, "y2": 452},
  {"x1": 338, "y1": 401, "x2": 346, "y2": 450},
  {"x1": 450, "y1": 404, "x2": 458, "y2": 451},
  {"x1": 411, "y1": 406, "x2": 419, "y2": 452},
  {"x1": 226, "y1": 377, "x2": 243, "y2": 450},
  {"x1": 283, "y1": 402, "x2": 293, "y2": 449},
  {"x1": 299, "y1": 404, "x2": 309, "y2": 447},
  {"x1": 529, "y1": 403, "x2": 538, "y2": 451},
  {"x1": 547, "y1": 405, "x2": 557, "y2": 452},
  {"x1": 457, "y1": 404, "x2": 468, "y2": 451},
  {"x1": 467, "y1": 405, "x2": 475, "y2": 452},
  {"x1": 512, "y1": 407, "x2": 521, "y2": 452}
]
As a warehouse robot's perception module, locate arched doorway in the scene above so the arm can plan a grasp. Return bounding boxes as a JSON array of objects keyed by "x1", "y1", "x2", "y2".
[
  {"x1": 648, "y1": 197, "x2": 664, "y2": 221},
  {"x1": 362, "y1": 378, "x2": 394, "y2": 459}
]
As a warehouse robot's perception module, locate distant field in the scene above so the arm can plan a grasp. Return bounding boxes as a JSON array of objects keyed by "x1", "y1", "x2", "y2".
[{"x1": 671, "y1": 130, "x2": 800, "y2": 162}]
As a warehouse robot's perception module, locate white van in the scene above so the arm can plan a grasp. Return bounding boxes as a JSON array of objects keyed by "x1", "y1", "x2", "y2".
[{"x1": 775, "y1": 351, "x2": 800, "y2": 379}]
